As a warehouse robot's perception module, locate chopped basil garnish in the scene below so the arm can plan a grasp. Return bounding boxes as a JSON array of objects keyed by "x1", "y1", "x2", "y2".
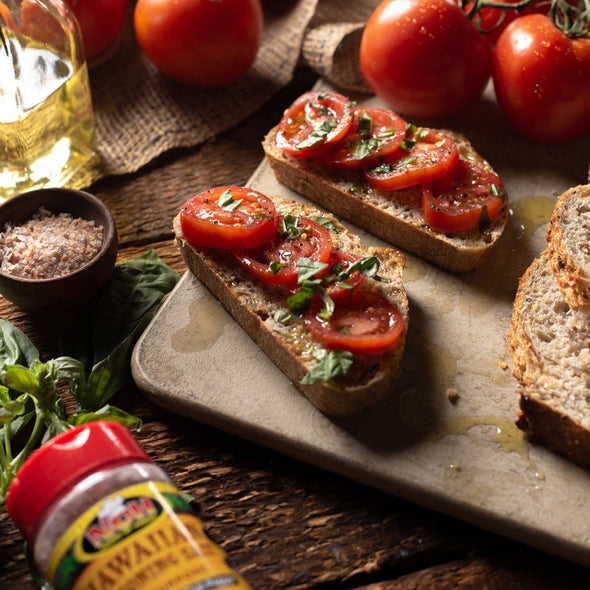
[
  {"x1": 269, "y1": 261, "x2": 284, "y2": 275},
  {"x1": 308, "y1": 215, "x2": 337, "y2": 232},
  {"x1": 217, "y1": 188, "x2": 242, "y2": 213},
  {"x1": 301, "y1": 349, "x2": 355, "y2": 385},
  {"x1": 296, "y1": 118, "x2": 338, "y2": 151},
  {"x1": 489, "y1": 183, "x2": 507, "y2": 203},
  {"x1": 401, "y1": 124, "x2": 428, "y2": 150},
  {"x1": 279, "y1": 214, "x2": 305, "y2": 240},
  {"x1": 298, "y1": 258, "x2": 329, "y2": 284},
  {"x1": 479, "y1": 204, "x2": 491, "y2": 233},
  {"x1": 275, "y1": 255, "x2": 388, "y2": 323}
]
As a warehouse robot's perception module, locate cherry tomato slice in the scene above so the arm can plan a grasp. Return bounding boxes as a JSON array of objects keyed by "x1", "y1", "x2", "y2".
[
  {"x1": 180, "y1": 186, "x2": 277, "y2": 250},
  {"x1": 275, "y1": 91, "x2": 354, "y2": 158},
  {"x1": 422, "y1": 160, "x2": 507, "y2": 232},
  {"x1": 321, "y1": 107, "x2": 406, "y2": 170},
  {"x1": 324, "y1": 251, "x2": 366, "y2": 300},
  {"x1": 364, "y1": 129, "x2": 459, "y2": 191},
  {"x1": 305, "y1": 290, "x2": 404, "y2": 356},
  {"x1": 235, "y1": 215, "x2": 333, "y2": 287}
]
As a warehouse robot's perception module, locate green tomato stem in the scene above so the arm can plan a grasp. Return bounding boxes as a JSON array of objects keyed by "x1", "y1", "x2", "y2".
[{"x1": 465, "y1": 0, "x2": 589, "y2": 37}]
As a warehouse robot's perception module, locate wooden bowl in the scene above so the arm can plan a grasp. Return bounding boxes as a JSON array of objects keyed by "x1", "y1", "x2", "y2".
[{"x1": 0, "y1": 188, "x2": 118, "y2": 311}]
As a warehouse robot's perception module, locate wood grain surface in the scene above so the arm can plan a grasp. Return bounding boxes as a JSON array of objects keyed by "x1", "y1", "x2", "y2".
[{"x1": 0, "y1": 67, "x2": 588, "y2": 590}]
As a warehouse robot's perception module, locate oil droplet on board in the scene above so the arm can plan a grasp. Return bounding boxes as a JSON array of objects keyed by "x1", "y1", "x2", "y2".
[
  {"x1": 171, "y1": 296, "x2": 230, "y2": 353},
  {"x1": 510, "y1": 195, "x2": 556, "y2": 243},
  {"x1": 403, "y1": 255, "x2": 430, "y2": 283},
  {"x1": 433, "y1": 414, "x2": 531, "y2": 467}
]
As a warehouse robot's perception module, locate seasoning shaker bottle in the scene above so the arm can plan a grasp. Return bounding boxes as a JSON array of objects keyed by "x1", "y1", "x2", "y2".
[
  {"x1": 6, "y1": 421, "x2": 253, "y2": 590},
  {"x1": 0, "y1": 0, "x2": 96, "y2": 201}
]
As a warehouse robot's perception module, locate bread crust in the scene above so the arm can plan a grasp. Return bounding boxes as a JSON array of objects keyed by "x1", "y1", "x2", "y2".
[
  {"x1": 174, "y1": 195, "x2": 409, "y2": 417},
  {"x1": 547, "y1": 184, "x2": 590, "y2": 310},
  {"x1": 262, "y1": 125, "x2": 508, "y2": 272},
  {"x1": 508, "y1": 227, "x2": 590, "y2": 469}
]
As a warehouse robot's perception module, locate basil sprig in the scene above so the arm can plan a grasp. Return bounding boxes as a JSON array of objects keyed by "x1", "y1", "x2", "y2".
[{"x1": 0, "y1": 251, "x2": 179, "y2": 511}]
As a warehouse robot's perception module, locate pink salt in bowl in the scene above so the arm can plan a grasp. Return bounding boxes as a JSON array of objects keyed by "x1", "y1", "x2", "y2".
[{"x1": 0, "y1": 188, "x2": 118, "y2": 311}]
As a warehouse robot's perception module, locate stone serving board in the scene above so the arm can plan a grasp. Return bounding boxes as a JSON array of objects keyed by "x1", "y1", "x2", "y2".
[{"x1": 131, "y1": 84, "x2": 590, "y2": 567}]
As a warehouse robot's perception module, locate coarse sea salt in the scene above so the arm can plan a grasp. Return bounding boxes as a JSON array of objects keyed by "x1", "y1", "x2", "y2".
[{"x1": 0, "y1": 206, "x2": 104, "y2": 279}]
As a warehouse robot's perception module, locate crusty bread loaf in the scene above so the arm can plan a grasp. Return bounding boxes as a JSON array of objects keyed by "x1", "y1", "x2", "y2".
[
  {"x1": 174, "y1": 194, "x2": 409, "y2": 417},
  {"x1": 262, "y1": 125, "x2": 508, "y2": 273},
  {"x1": 547, "y1": 184, "x2": 590, "y2": 310},
  {"x1": 508, "y1": 249, "x2": 590, "y2": 469}
]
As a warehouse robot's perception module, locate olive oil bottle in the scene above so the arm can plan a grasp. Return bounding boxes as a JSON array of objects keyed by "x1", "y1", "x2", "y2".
[{"x1": 0, "y1": 1, "x2": 96, "y2": 201}]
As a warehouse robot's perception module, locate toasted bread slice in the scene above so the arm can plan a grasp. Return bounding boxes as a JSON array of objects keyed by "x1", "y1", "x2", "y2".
[
  {"x1": 508, "y1": 249, "x2": 590, "y2": 468},
  {"x1": 262, "y1": 125, "x2": 508, "y2": 273},
  {"x1": 547, "y1": 184, "x2": 590, "y2": 311},
  {"x1": 174, "y1": 194, "x2": 409, "y2": 417}
]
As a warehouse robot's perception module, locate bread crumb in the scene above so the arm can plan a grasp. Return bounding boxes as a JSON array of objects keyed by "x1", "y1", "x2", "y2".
[
  {"x1": 499, "y1": 360, "x2": 508, "y2": 370},
  {"x1": 447, "y1": 388, "x2": 459, "y2": 403}
]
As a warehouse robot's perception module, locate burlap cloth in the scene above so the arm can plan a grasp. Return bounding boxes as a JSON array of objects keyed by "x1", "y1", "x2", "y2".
[{"x1": 73, "y1": 0, "x2": 380, "y2": 189}]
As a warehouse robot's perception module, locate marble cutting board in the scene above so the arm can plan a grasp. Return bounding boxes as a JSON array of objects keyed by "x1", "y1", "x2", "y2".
[{"x1": 131, "y1": 84, "x2": 590, "y2": 567}]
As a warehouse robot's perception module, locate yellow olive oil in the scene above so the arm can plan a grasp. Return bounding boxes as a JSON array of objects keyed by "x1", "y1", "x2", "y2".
[{"x1": 0, "y1": 34, "x2": 96, "y2": 201}]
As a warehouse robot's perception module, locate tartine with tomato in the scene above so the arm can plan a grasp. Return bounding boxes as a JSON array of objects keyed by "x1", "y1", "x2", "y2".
[
  {"x1": 173, "y1": 187, "x2": 409, "y2": 417},
  {"x1": 263, "y1": 90, "x2": 509, "y2": 272}
]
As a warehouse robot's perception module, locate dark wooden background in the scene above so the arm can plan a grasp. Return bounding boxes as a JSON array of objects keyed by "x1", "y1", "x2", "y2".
[{"x1": 1, "y1": 67, "x2": 589, "y2": 590}]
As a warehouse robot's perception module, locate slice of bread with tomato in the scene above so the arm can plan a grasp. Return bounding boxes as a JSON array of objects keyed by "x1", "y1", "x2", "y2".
[
  {"x1": 262, "y1": 90, "x2": 508, "y2": 272},
  {"x1": 173, "y1": 187, "x2": 409, "y2": 417}
]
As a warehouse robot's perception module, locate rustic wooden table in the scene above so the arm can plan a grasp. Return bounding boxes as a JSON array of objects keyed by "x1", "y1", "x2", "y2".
[{"x1": 0, "y1": 66, "x2": 588, "y2": 590}]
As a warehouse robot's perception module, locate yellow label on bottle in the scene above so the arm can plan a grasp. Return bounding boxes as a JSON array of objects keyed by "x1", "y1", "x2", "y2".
[{"x1": 47, "y1": 481, "x2": 252, "y2": 590}]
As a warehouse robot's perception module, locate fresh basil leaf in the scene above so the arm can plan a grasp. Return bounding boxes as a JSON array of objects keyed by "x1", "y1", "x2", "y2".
[
  {"x1": 301, "y1": 349, "x2": 354, "y2": 384},
  {"x1": 68, "y1": 404, "x2": 142, "y2": 431},
  {"x1": 59, "y1": 250, "x2": 179, "y2": 411},
  {"x1": 0, "y1": 320, "x2": 39, "y2": 369},
  {"x1": 0, "y1": 365, "x2": 39, "y2": 396}
]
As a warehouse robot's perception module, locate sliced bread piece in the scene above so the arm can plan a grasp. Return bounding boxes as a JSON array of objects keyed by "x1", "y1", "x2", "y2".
[
  {"x1": 174, "y1": 194, "x2": 409, "y2": 417},
  {"x1": 263, "y1": 125, "x2": 508, "y2": 273},
  {"x1": 547, "y1": 184, "x2": 590, "y2": 311},
  {"x1": 508, "y1": 250, "x2": 590, "y2": 468}
]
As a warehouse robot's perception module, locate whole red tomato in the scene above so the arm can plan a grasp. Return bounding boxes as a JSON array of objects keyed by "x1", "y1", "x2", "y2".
[
  {"x1": 63, "y1": 0, "x2": 128, "y2": 62},
  {"x1": 359, "y1": 0, "x2": 493, "y2": 119},
  {"x1": 134, "y1": 0, "x2": 263, "y2": 88},
  {"x1": 493, "y1": 13, "x2": 590, "y2": 143}
]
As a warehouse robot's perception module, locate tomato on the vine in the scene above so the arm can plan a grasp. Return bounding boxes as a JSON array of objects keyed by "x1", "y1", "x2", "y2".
[
  {"x1": 364, "y1": 129, "x2": 459, "y2": 191},
  {"x1": 235, "y1": 216, "x2": 333, "y2": 288},
  {"x1": 63, "y1": 0, "x2": 128, "y2": 62},
  {"x1": 305, "y1": 290, "x2": 405, "y2": 355},
  {"x1": 359, "y1": 0, "x2": 493, "y2": 118},
  {"x1": 322, "y1": 107, "x2": 406, "y2": 170},
  {"x1": 180, "y1": 186, "x2": 277, "y2": 250},
  {"x1": 492, "y1": 13, "x2": 590, "y2": 143},
  {"x1": 134, "y1": 0, "x2": 263, "y2": 88},
  {"x1": 459, "y1": 0, "x2": 560, "y2": 45},
  {"x1": 422, "y1": 160, "x2": 507, "y2": 231},
  {"x1": 275, "y1": 91, "x2": 354, "y2": 159}
]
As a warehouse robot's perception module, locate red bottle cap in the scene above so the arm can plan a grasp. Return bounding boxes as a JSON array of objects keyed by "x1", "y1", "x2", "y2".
[{"x1": 6, "y1": 421, "x2": 152, "y2": 545}]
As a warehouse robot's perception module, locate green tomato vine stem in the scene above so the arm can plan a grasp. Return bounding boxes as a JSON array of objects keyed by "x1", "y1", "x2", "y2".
[{"x1": 461, "y1": 0, "x2": 590, "y2": 37}]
